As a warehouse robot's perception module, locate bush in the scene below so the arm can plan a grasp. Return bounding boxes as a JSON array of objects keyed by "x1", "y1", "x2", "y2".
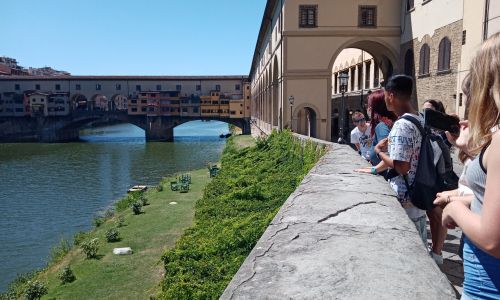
[
  {"x1": 140, "y1": 196, "x2": 149, "y2": 206},
  {"x1": 105, "y1": 228, "x2": 120, "y2": 243},
  {"x1": 104, "y1": 209, "x2": 115, "y2": 219},
  {"x1": 81, "y1": 238, "x2": 99, "y2": 259},
  {"x1": 131, "y1": 202, "x2": 142, "y2": 215},
  {"x1": 93, "y1": 217, "x2": 104, "y2": 228},
  {"x1": 23, "y1": 280, "x2": 47, "y2": 300},
  {"x1": 115, "y1": 216, "x2": 125, "y2": 228},
  {"x1": 48, "y1": 238, "x2": 72, "y2": 265},
  {"x1": 73, "y1": 231, "x2": 88, "y2": 246},
  {"x1": 0, "y1": 271, "x2": 39, "y2": 300},
  {"x1": 157, "y1": 184, "x2": 163, "y2": 192},
  {"x1": 58, "y1": 266, "x2": 76, "y2": 284}
]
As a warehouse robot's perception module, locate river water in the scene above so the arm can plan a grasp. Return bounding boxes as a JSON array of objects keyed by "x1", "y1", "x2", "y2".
[{"x1": 0, "y1": 121, "x2": 228, "y2": 291}]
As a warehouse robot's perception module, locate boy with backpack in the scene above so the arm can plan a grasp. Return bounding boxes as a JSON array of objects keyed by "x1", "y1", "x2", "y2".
[{"x1": 374, "y1": 75, "x2": 427, "y2": 244}]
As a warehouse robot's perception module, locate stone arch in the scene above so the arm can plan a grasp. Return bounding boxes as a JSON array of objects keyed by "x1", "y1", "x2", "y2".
[
  {"x1": 327, "y1": 38, "x2": 400, "y2": 81},
  {"x1": 292, "y1": 103, "x2": 320, "y2": 138},
  {"x1": 267, "y1": 67, "x2": 272, "y2": 125},
  {"x1": 71, "y1": 94, "x2": 88, "y2": 111},
  {"x1": 90, "y1": 94, "x2": 108, "y2": 111},
  {"x1": 111, "y1": 94, "x2": 128, "y2": 111}
]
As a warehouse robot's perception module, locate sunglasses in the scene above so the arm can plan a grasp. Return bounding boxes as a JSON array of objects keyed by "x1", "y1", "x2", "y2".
[{"x1": 354, "y1": 118, "x2": 366, "y2": 123}]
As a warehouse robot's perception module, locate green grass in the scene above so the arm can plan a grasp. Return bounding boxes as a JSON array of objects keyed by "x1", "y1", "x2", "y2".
[
  {"x1": 231, "y1": 135, "x2": 256, "y2": 150},
  {"x1": 30, "y1": 169, "x2": 210, "y2": 300},
  {"x1": 159, "y1": 131, "x2": 325, "y2": 299}
]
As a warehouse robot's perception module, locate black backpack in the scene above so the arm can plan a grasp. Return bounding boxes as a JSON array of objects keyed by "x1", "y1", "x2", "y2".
[{"x1": 400, "y1": 115, "x2": 459, "y2": 210}]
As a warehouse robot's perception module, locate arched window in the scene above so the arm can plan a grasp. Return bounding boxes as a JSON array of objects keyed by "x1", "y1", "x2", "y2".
[
  {"x1": 438, "y1": 37, "x2": 451, "y2": 71},
  {"x1": 404, "y1": 49, "x2": 414, "y2": 76},
  {"x1": 419, "y1": 44, "x2": 430, "y2": 75}
]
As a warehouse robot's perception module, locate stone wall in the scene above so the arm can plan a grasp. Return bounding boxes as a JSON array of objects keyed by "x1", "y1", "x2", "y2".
[
  {"x1": 402, "y1": 20, "x2": 463, "y2": 113},
  {"x1": 221, "y1": 143, "x2": 457, "y2": 299}
]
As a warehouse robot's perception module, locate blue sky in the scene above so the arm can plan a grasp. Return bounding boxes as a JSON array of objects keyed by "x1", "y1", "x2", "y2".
[{"x1": 1, "y1": 0, "x2": 266, "y2": 75}]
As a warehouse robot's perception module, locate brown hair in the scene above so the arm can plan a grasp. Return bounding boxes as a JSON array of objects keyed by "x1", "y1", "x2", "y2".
[
  {"x1": 467, "y1": 32, "x2": 500, "y2": 156},
  {"x1": 351, "y1": 111, "x2": 365, "y2": 122},
  {"x1": 423, "y1": 99, "x2": 446, "y2": 114}
]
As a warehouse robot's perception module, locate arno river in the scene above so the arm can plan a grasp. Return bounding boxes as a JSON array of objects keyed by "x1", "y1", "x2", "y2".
[{"x1": 0, "y1": 121, "x2": 228, "y2": 291}]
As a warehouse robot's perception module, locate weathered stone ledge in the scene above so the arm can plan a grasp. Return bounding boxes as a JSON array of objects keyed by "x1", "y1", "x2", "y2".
[{"x1": 221, "y1": 143, "x2": 456, "y2": 300}]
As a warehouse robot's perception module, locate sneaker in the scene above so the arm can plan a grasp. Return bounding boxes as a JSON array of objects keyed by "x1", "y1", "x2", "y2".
[{"x1": 430, "y1": 251, "x2": 443, "y2": 265}]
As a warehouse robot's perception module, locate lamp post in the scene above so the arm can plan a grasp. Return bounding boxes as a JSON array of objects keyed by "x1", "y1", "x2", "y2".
[
  {"x1": 288, "y1": 95, "x2": 294, "y2": 131},
  {"x1": 338, "y1": 72, "x2": 349, "y2": 143}
]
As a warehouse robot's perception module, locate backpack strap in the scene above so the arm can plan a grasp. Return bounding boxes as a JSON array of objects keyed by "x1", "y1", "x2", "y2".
[{"x1": 400, "y1": 114, "x2": 426, "y2": 137}]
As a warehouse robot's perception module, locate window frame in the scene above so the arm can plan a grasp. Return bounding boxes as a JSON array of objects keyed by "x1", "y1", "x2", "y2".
[
  {"x1": 419, "y1": 43, "x2": 430, "y2": 77},
  {"x1": 358, "y1": 6, "x2": 377, "y2": 28},
  {"x1": 299, "y1": 5, "x2": 318, "y2": 28},
  {"x1": 437, "y1": 37, "x2": 451, "y2": 73}
]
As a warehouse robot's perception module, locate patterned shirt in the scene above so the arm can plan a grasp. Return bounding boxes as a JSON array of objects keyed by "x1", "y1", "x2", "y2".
[
  {"x1": 351, "y1": 125, "x2": 372, "y2": 160},
  {"x1": 388, "y1": 113, "x2": 425, "y2": 220}
]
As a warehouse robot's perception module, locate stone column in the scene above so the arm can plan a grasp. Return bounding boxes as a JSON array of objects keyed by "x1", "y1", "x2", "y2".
[{"x1": 145, "y1": 116, "x2": 174, "y2": 142}]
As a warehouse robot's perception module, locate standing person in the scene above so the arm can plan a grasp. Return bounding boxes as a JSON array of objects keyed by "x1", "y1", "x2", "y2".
[
  {"x1": 373, "y1": 74, "x2": 427, "y2": 245},
  {"x1": 441, "y1": 33, "x2": 500, "y2": 300},
  {"x1": 354, "y1": 90, "x2": 397, "y2": 175},
  {"x1": 350, "y1": 112, "x2": 372, "y2": 160},
  {"x1": 421, "y1": 99, "x2": 450, "y2": 265}
]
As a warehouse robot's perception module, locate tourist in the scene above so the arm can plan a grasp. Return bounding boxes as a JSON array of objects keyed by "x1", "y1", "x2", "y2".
[
  {"x1": 421, "y1": 99, "x2": 451, "y2": 265},
  {"x1": 373, "y1": 74, "x2": 427, "y2": 245},
  {"x1": 350, "y1": 111, "x2": 371, "y2": 160},
  {"x1": 354, "y1": 89, "x2": 397, "y2": 175},
  {"x1": 439, "y1": 33, "x2": 500, "y2": 299}
]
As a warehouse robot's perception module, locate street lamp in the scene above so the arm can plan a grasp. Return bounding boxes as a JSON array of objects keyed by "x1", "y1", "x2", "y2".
[
  {"x1": 288, "y1": 95, "x2": 294, "y2": 131},
  {"x1": 338, "y1": 72, "x2": 349, "y2": 143}
]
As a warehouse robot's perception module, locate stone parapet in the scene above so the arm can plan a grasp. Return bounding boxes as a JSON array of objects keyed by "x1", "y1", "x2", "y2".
[{"x1": 221, "y1": 143, "x2": 456, "y2": 300}]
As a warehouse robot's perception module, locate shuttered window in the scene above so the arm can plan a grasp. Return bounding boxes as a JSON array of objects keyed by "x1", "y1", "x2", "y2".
[
  {"x1": 299, "y1": 5, "x2": 317, "y2": 28},
  {"x1": 438, "y1": 37, "x2": 451, "y2": 72},
  {"x1": 419, "y1": 44, "x2": 430, "y2": 75}
]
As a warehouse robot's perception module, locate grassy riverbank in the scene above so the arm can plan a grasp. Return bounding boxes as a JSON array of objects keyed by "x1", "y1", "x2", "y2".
[
  {"x1": 160, "y1": 131, "x2": 325, "y2": 299},
  {"x1": 2, "y1": 168, "x2": 211, "y2": 300}
]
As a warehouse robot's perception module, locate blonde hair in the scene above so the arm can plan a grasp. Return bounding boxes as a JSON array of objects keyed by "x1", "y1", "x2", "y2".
[{"x1": 467, "y1": 32, "x2": 500, "y2": 156}]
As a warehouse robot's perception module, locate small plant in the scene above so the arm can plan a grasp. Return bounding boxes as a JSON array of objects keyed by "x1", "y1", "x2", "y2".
[
  {"x1": 131, "y1": 202, "x2": 142, "y2": 215},
  {"x1": 48, "y1": 238, "x2": 72, "y2": 264},
  {"x1": 157, "y1": 184, "x2": 163, "y2": 192},
  {"x1": 115, "y1": 215, "x2": 125, "y2": 227},
  {"x1": 104, "y1": 209, "x2": 115, "y2": 219},
  {"x1": 23, "y1": 280, "x2": 47, "y2": 300},
  {"x1": 140, "y1": 196, "x2": 149, "y2": 206},
  {"x1": 58, "y1": 266, "x2": 76, "y2": 284},
  {"x1": 81, "y1": 238, "x2": 99, "y2": 259},
  {"x1": 93, "y1": 217, "x2": 104, "y2": 228},
  {"x1": 73, "y1": 231, "x2": 88, "y2": 246},
  {"x1": 105, "y1": 228, "x2": 120, "y2": 242}
]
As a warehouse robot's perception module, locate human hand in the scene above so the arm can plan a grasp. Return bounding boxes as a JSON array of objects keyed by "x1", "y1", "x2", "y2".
[
  {"x1": 445, "y1": 120, "x2": 469, "y2": 151},
  {"x1": 442, "y1": 201, "x2": 461, "y2": 229},
  {"x1": 434, "y1": 192, "x2": 453, "y2": 208},
  {"x1": 375, "y1": 138, "x2": 388, "y2": 153},
  {"x1": 354, "y1": 168, "x2": 372, "y2": 174}
]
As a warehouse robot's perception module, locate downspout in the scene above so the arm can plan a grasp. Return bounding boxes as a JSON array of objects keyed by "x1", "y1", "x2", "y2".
[{"x1": 280, "y1": 0, "x2": 284, "y2": 131}]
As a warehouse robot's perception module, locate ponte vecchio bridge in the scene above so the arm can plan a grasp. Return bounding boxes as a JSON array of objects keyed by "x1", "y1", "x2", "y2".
[{"x1": 0, "y1": 76, "x2": 251, "y2": 142}]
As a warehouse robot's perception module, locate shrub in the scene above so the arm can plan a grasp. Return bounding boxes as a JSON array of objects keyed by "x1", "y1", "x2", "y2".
[
  {"x1": 115, "y1": 191, "x2": 142, "y2": 212},
  {"x1": 23, "y1": 280, "x2": 47, "y2": 300},
  {"x1": 73, "y1": 231, "x2": 88, "y2": 246},
  {"x1": 157, "y1": 184, "x2": 163, "y2": 192},
  {"x1": 81, "y1": 238, "x2": 99, "y2": 259},
  {"x1": 48, "y1": 238, "x2": 72, "y2": 265},
  {"x1": 58, "y1": 266, "x2": 76, "y2": 284},
  {"x1": 0, "y1": 271, "x2": 39, "y2": 300},
  {"x1": 104, "y1": 209, "x2": 115, "y2": 219},
  {"x1": 105, "y1": 228, "x2": 120, "y2": 243},
  {"x1": 93, "y1": 217, "x2": 104, "y2": 228},
  {"x1": 131, "y1": 202, "x2": 142, "y2": 215},
  {"x1": 115, "y1": 216, "x2": 125, "y2": 228},
  {"x1": 140, "y1": 196, "x2": 149, "y2": 206}
]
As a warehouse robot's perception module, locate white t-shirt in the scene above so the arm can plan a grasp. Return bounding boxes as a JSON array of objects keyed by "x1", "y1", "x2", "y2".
[
  {"x1": 350, "y1": 125, "x2": 372, "y2": 160},
  {"x1": 388, "y1": 113, "x2": 426, "y2": 220}
]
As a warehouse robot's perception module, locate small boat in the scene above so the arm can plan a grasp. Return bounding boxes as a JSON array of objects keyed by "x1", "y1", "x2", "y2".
[{"x1": 127, "y1": 185, "x2": 148, "y2": 193}]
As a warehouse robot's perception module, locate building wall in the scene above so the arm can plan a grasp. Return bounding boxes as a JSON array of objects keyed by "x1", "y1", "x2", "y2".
[{"x1": 402, "y1": 19, "x2": 463, "y2": 113}]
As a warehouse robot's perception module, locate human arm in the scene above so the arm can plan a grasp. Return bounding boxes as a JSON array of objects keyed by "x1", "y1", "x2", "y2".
[
  {"x1": 375, "y1": 120, "x2": 412, "y2": 175},
  {"x1": 354, "y1": 160, "x2": 389, "y2": 174},
  {"x1": 434, "y1": 192, "x2": 473, "y2": 208},
  {"x1": 442, "y1": 133, "x2": 500, "y2": 258},
  {"x1": 351, "y1": 130, "x2": 360, "y2": 151}
]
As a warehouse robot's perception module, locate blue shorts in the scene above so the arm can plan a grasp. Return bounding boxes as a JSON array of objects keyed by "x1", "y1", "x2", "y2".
[{"x1": 462, "y1": 236, "x2": 500, "y2": 299}]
